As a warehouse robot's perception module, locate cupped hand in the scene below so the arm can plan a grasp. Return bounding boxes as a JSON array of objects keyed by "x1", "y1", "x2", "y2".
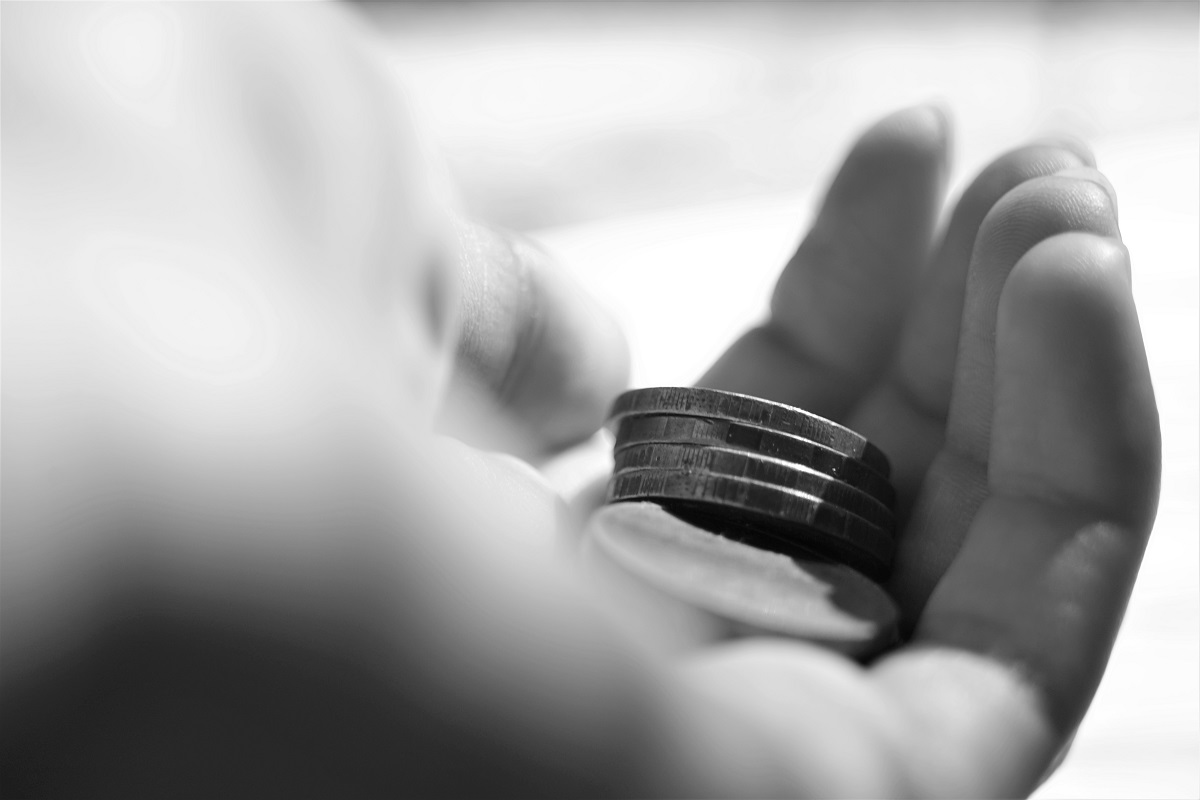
[
  {"x1": 3, "y1": 2, "x2": 1160, "y2": 793},
  {"x1": 402, "y1": 104, "x2": 1160, "y2": 797},
  {"x1": 687, "y1": 105, "x2": 1160, "y2": 796},
  {"x1": 431, "y1": 105, "x2": 1160, "y2": 797}
]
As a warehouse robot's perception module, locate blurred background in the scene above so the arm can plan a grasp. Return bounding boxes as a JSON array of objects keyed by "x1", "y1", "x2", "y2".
[{"x1": 359, "y1": 2, "x2": 1197, "y2": 797}]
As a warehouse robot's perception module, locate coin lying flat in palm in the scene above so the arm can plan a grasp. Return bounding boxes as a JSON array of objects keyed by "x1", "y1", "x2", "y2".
[{"x1": 585, "y1": 502, "x2": 899, "y2": 657}]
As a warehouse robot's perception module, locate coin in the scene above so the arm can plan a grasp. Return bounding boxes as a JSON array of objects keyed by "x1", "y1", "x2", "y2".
[
  {"x1": 613, "y1": 414, "x2": 895, "y2": 509},
  {"x1": 607, "y1": 387, "x2": 890, "y2": 477},
  {"x1": 613, "y1": 442, "x2": 895, "y2": 531},
  {"x1": 585, "y1": 502, "x2": 899, "y2": 656},
  {"x1": 607, "y1": 468, "x2": 893, "y2": 580}
]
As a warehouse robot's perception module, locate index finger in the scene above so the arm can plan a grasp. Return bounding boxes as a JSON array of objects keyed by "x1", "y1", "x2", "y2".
[{"x1": 699, "y1": 105, "x2": 948, "y2": 420}]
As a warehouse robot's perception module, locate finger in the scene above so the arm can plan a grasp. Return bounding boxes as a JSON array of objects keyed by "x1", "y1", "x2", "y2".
[
  {"x1": 699, "y1": 104, "x2": 949, "y2": 420},
  {"x1": 945, "y1": 171, "x2": 1121, "y2": 462},
  {"x1": 858, "y1": 234, "x2": 1157, "y2": 797},
  {"x1": 440, "y1": 223, "x2": 630, "y2": 456},
  {"x1": 888, "y1": 170, "x2": 1121, "y2": 620},
  {"x1": 909, "y1": 233, "x2": 1159, "y2": 736},
  {"x1": 848, "y1": 142, "x2": 1094, "y2": 513}
]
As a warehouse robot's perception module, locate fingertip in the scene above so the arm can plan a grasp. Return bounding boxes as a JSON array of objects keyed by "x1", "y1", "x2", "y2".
[
  {"x1": 1030, "y1": 134, "x2": 1096, "y2": 168},
  {"x1": 827, "y1": 104, "x2": 952, "y2": 204},
  {"x1": 999, "y1": 232, "x2": 1130, "y2": 315},
  {"x1": 940, "y1": 143, "x2": 1091, "y2": 250},
  {"x1": 997, "y1": 232, "x2": 1134, "y2": 351},
  {"x1": 855, "y1": 103, "x2": 952, "y2": 174},
  {"x1": 1052, "y1": 166, "x2": 1120, "y2": 228},
  {"x1": 867, "y1": 103, "x2": 951, "y2": 145},
  {"x1": 975, "y1": 173, "x2": 1120, "y2": 271}
]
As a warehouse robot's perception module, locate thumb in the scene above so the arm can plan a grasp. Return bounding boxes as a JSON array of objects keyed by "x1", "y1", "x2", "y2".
[{"x1": 439, "y1": 223, "x2": 630, "y2": 457}]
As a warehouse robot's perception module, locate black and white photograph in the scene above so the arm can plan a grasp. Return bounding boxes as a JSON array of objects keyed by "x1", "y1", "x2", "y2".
[{"x1": 2, "y1": 2, "x2": 1196, "y2": 797}]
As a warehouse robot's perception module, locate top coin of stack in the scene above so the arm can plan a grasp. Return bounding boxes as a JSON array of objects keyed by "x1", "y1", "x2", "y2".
[{"x1": 604, "y1": 387, "x2": 897, "y2": 582}]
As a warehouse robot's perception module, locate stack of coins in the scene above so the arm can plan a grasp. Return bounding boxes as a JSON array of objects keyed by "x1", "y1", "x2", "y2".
[{"x1": 604, "y1": 387, "x2": 896, "y2": 582}]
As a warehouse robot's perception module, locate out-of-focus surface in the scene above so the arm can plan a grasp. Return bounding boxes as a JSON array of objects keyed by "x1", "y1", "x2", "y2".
[
  {"x1": 365, "y1": 1, "x2": 1196, "y2": 230},
  {"x1": 364, "y1": 3, "x2": 1198, "y2": 797}
]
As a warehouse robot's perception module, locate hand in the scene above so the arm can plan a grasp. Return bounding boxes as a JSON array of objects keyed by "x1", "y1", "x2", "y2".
[
  {"x1": 691, "y1": 105, "x2": 1160, "y2": 795},
  {"x1": 2, "y1": 1, "x2": 1159, "y2": 794}
]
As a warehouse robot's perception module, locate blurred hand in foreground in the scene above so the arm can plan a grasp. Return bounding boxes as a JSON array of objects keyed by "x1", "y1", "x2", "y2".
[{"x1": 2, "y1": 3, "x2": 1158, "y2": 797}]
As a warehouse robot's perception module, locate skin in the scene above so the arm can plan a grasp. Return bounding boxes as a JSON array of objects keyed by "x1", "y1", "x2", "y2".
[{"x1": 1, "y1": 3, "x2": 1159, "y2": 798}]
